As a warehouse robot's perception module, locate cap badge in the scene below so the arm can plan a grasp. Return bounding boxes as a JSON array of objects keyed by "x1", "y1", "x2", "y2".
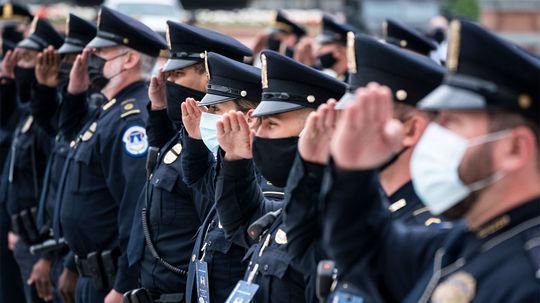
[
  {"x1": 447, "y1": 20, "x2": 462, "y2": 73},
  {"x1": 261, "y1": 54, "x2": 268, "y2": 89},
  {"x1": 346, "y1": 31, "x2": 357, "y2": 74},
  {"x1": 396, "y1": 90, "x2": 407, "y2": 101}
]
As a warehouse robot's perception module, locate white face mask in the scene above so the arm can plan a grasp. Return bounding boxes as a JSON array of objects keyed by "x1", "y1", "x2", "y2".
[
  {"x1": 199, "y1": 112, "x2": 222, "y2": 156},
  {"x1": 410, "y1": 123, "x2": 510, "y2": 215}
]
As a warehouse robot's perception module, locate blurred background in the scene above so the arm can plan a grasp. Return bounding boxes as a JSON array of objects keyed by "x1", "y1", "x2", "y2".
[{"x1": 18, "y1": 0, "x2": 540, "y2": 53}]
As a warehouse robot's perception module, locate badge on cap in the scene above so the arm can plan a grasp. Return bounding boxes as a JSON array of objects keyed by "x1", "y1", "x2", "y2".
[
  {"x1": 431, "y1": 271, "x2": 476, "y2": 303},
  {"x1": 29, "y1": 16, "x2": 38, "y2": 34},
  {"x1": 261, "y1": 54, "x2": 268, "y2": 89},
  {"x1": 347, "y1": 31, "x2": 357, "y2": 74},
  {"x1": 447, "y1": 20, "x2": 461, "y2": 73},
  {"x1": 122, "y1": 125, "x2": 148, "y2": 157},
  {"x1": 3, "y1": 3, "x2": 13, "y2": 18},
  {"x1": 204, "y1": 51, "x2": 210, "y2": 80}
]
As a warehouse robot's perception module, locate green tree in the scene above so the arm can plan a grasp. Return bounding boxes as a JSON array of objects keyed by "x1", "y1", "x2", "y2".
[{"x1": 442, "y1": 0, "x2": 480, "y2": 20}]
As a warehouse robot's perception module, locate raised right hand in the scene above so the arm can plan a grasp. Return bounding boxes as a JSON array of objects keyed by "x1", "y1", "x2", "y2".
[{"x1": 67, "y1": 48, "x2": 91, "y2": 95}]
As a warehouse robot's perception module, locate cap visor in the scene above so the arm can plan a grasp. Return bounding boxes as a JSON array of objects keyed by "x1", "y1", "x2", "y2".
[
  {"x1": 16, "y1": 38, "x2": 41, "y2": 50},
  {"x1": 162, "y1": 58, "x2": 199, "y2": 73},
  {"x1": 316, "y1": 35, "x2": 335, "y2": 45},
  {"x1": 335, "y1": 92, "x2": 356, "y2": 110},
  {"x1": 252, "y1": 101, "x2": 304, "y2": 118},
  {"x1": 86, "y1": 36, "x2": 119, "y2": 49},
  {"x1": 0, "y1": 20, "x2": 26, "y2": 27},
  {"x1": 58, "y1": 43, "x2": 83, "y2": 54},
  {"x1": 418, "y1": 84, "x2": 486, "y2": 111},
  {"x1": 199, "y1": 93, "x2": 235, "y2": 106}
]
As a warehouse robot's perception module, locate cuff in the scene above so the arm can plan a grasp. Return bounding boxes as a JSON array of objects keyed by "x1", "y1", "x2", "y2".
[{"x1": 221, "y1": 157, "x2": 254, "y2": 178}]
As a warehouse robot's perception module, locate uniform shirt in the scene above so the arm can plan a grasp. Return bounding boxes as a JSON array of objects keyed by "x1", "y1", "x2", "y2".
[
  {"x1": 57, "y1": 81, "x2": 149, "y2": 293},
  {"x1": 322, "y1": 167, "x2": 540, "y2": 302},
  {"x1": 386, "y1": 181, "x2": 444, "y2": 227},
  {"x1": 127, "y1": 111, "x2": 212, "y2": 295},
  {"x1": 182, "y1": 134, "x2": 276, "y2": 303},
  {"x1": 215, "y1": 157, "x2": 309, "y2": 303}
]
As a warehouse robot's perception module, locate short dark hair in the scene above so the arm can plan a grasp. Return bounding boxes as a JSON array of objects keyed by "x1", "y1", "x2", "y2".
[
  {"x1": 191, "y1": 62, "x2": 205, "y2": 75},
  {"x1": 234, "y1": 98, "x2": 259, "y2": 113},
  {"x1": 488, "y1": 111, "x2": 540, "y2": 169}
]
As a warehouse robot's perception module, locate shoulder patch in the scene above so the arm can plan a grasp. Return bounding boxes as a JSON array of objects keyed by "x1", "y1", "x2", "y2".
[
  {"x1": 432, "y1": 271, "x2": 476, "y2": 303},
  {"x1": 122, "y1": 125, "x2": 148, "y2": 157}
]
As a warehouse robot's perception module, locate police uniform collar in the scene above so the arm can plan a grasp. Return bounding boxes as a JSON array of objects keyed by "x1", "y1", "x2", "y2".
[
  {"x1": 476, "y1": 197, "x2": 540, "y2": 239},
  {"x1": 110, "y1": 80, "x2": 147, "y2": 106}
]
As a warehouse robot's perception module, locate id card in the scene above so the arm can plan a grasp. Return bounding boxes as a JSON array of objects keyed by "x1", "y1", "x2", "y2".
[
  {"x1": 225, "y1": 280, "x2": 259, "y2": 303},
  {"x1": 195, "y1": 261, "x2": 210, "y2": 303},
  {"x1": 331, "y1": 290, "x2": 364, "y2": 303}
]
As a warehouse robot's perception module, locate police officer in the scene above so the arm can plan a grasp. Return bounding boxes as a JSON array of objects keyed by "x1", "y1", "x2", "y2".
[
  {"x1": 31, "y1": 14, "x2": 97, "y2": 303},
  {"x1": 214, "y1": 50, "x2": 346, "y2": 302},
  {"x1": 283, "y1": 32, "x2": 450, "y2": 303},
  {"x1": 322, "y1": 19, "x2": 540, "y2": 302},
  {"x1": 0, "y1": 3, "x2": 34, "y2": 302},
  {"x1": 124, "y1": 21, "x2": 252, "y2": 303},
  {"x1": 336, "y1": 32, "x2": 448, "y2": 227},
  {"x1": 251, "y1": 10, "x2": 306, "y2": 65},
  {"x1": 315, "y1": 14, "x2": 358, "y2": 81},
  {"x1": 53, "y1": 6, "x2": 165, "y2": 303},
  {"x1": 0, "y1": 16, "x2": 63, "y2": 303},
  {"x1": 180, "y1": 51, "x2": 269, "y2": 303}
]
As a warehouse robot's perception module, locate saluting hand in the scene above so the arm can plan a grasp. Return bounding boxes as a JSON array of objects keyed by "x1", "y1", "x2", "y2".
[
  {"x1": 331, "y1": 83, "x2": 403, "y2": 170},
  {"x1": 35, "y1": 46, "x2": 60, "y2": 88},
  {"x1": 67, "y1": 48, "x2": 91, "y2": 95},
  {"x1": 148, "y1": 67, "x2": 167, "y2": 110},
  {"x1": 1, "y1": 49, "x2": 19, "y2": 80},
  {"x1": 299, "y1": 99, "x2": 338, "y2": 165},
  {"x1": 181, "y1": 98, "x2": 203, "y2": 139},
  {"x1": 294, "y1": 37, "x2": 316, "y2": 67},
  {"x1": 217, "y1": 111, "x2": 254, "y2": 161}
]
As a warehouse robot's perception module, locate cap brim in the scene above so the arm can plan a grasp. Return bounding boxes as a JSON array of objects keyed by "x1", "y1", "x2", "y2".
[
  {"x1": 316, "y1": 34, "x2": 335, "y2": 45},
  {"x1": 16, "y1": 38, "x2": 41, "y2": 50},
  {"x1": 335, "y1": 92, "x2": 356, "y2": 110},
  {"x1": 0, "y1": 20, "x2": 26, "y2": 27},
  {"x1": 417, "y1": 84, "x2": 486, "y2": 111},
  {"x1": 199, "y1": 93, "x2": 235, "y2": 106},
  {"x1": 86, "y1": 36, "x2": 119, "y2": 49},
  {"x1": 252, "y1": 101, "x2": 304, "y2": 117},
  {"x1": 58, "y1": 43, "x2": 83, "y2": 54},
  {"x1": 162, "y1": 58, "x2": 199, "y2": 73}
]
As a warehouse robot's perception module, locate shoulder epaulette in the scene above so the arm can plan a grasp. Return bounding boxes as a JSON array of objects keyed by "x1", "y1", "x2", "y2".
[{"x1": 120, "y1": 98, "x2": 141, "y2": 119}]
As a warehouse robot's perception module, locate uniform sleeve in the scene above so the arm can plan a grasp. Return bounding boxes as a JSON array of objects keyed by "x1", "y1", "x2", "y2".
[
  {"x1": 180, "y1": 129, "x2": 216, "y2": 201},
  {"x1": 58, "y1": 90, "x2": 90, "y2": 141},
  {"x1": 62, "y1": 250, "x2": 77, "y2": 272},
  {"x1": 145, "y1": 103, "x2": 175, "y2": 148},
  {"x1": 29, "y1": 84, "x2": 59, "y2": 136},
  {"x1": 282, "y1": 154, "x2": 326, "y2": 274},
  {"x1": 214, "y1": 156, "x2": 282, "y2": 248},
  {"x1": 0, "y1": 80, "x2": 18, "y2": 128},
  {"x1": 100, "y1": 118, "x2": 148, "y2": 293},
  {"x1": 321, "y1": 165, "x2": 447, "y2": 301}
]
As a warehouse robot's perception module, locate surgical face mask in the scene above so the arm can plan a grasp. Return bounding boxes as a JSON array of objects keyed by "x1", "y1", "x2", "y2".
[
  {"x1": 252, "y1": 136, "x2": 299, "y2": 188},
  {"x1": 14, "y1": 66, "x2": 36, "y2": 103},
  {"x1": 199, "y1": 112, "x2": 222, "y2": 155},
  {"x1": 165, "y1": 81, "x2": 205, "y2": 128},
  {"x1": 87, "y1": 53, "x2": 125, "y2": 91},
  {"x1": 410, "y1": 123, "x2": 509, "y2": 215},
  {"x1": 318, "y1": 52, "x2": 338, "y2": 69}
]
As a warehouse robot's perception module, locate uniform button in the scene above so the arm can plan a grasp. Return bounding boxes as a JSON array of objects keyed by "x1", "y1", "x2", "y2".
[
  {"x1": 263, "y1": 264, "x2": 269, "y2": 271},
  {"x1": 192, "y1": 254, "x2": 196, "y2": 262},
  {"x1": 207, "y1": 241, "x2": 212, "y2": 246},
  {"x1": 249, "y1": 261, "x2": 253, "y2": 266}
]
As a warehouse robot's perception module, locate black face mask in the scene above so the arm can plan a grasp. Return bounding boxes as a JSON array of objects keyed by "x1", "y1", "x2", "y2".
[
  {"x1": 57, "y1": 61, "x2": 73, "y2": 89},
  {"x1": 268, "y1": 37, "x2": 281, "y2": 52},
  {"x1": 87, "y1": 54, "x2": 109, "y2": 91},
  {"x1": 14, "y1": 66, "x2": 36, "y2": 103},
  {"x1": 165, "y1": 81, "x2": 205, "y2": 127},
  {"x1": 252, "y1": 136, "x2": 298, "y2": 188},
  {"x1": 430, "y1": 28, "x2": 446, "y2": 44},
  {"x1": 318, "y1": 52, "x2": 338, "y2": 69},
  {"x1": 379, "y1": 147, "x2": 408, "y2": 172}
]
